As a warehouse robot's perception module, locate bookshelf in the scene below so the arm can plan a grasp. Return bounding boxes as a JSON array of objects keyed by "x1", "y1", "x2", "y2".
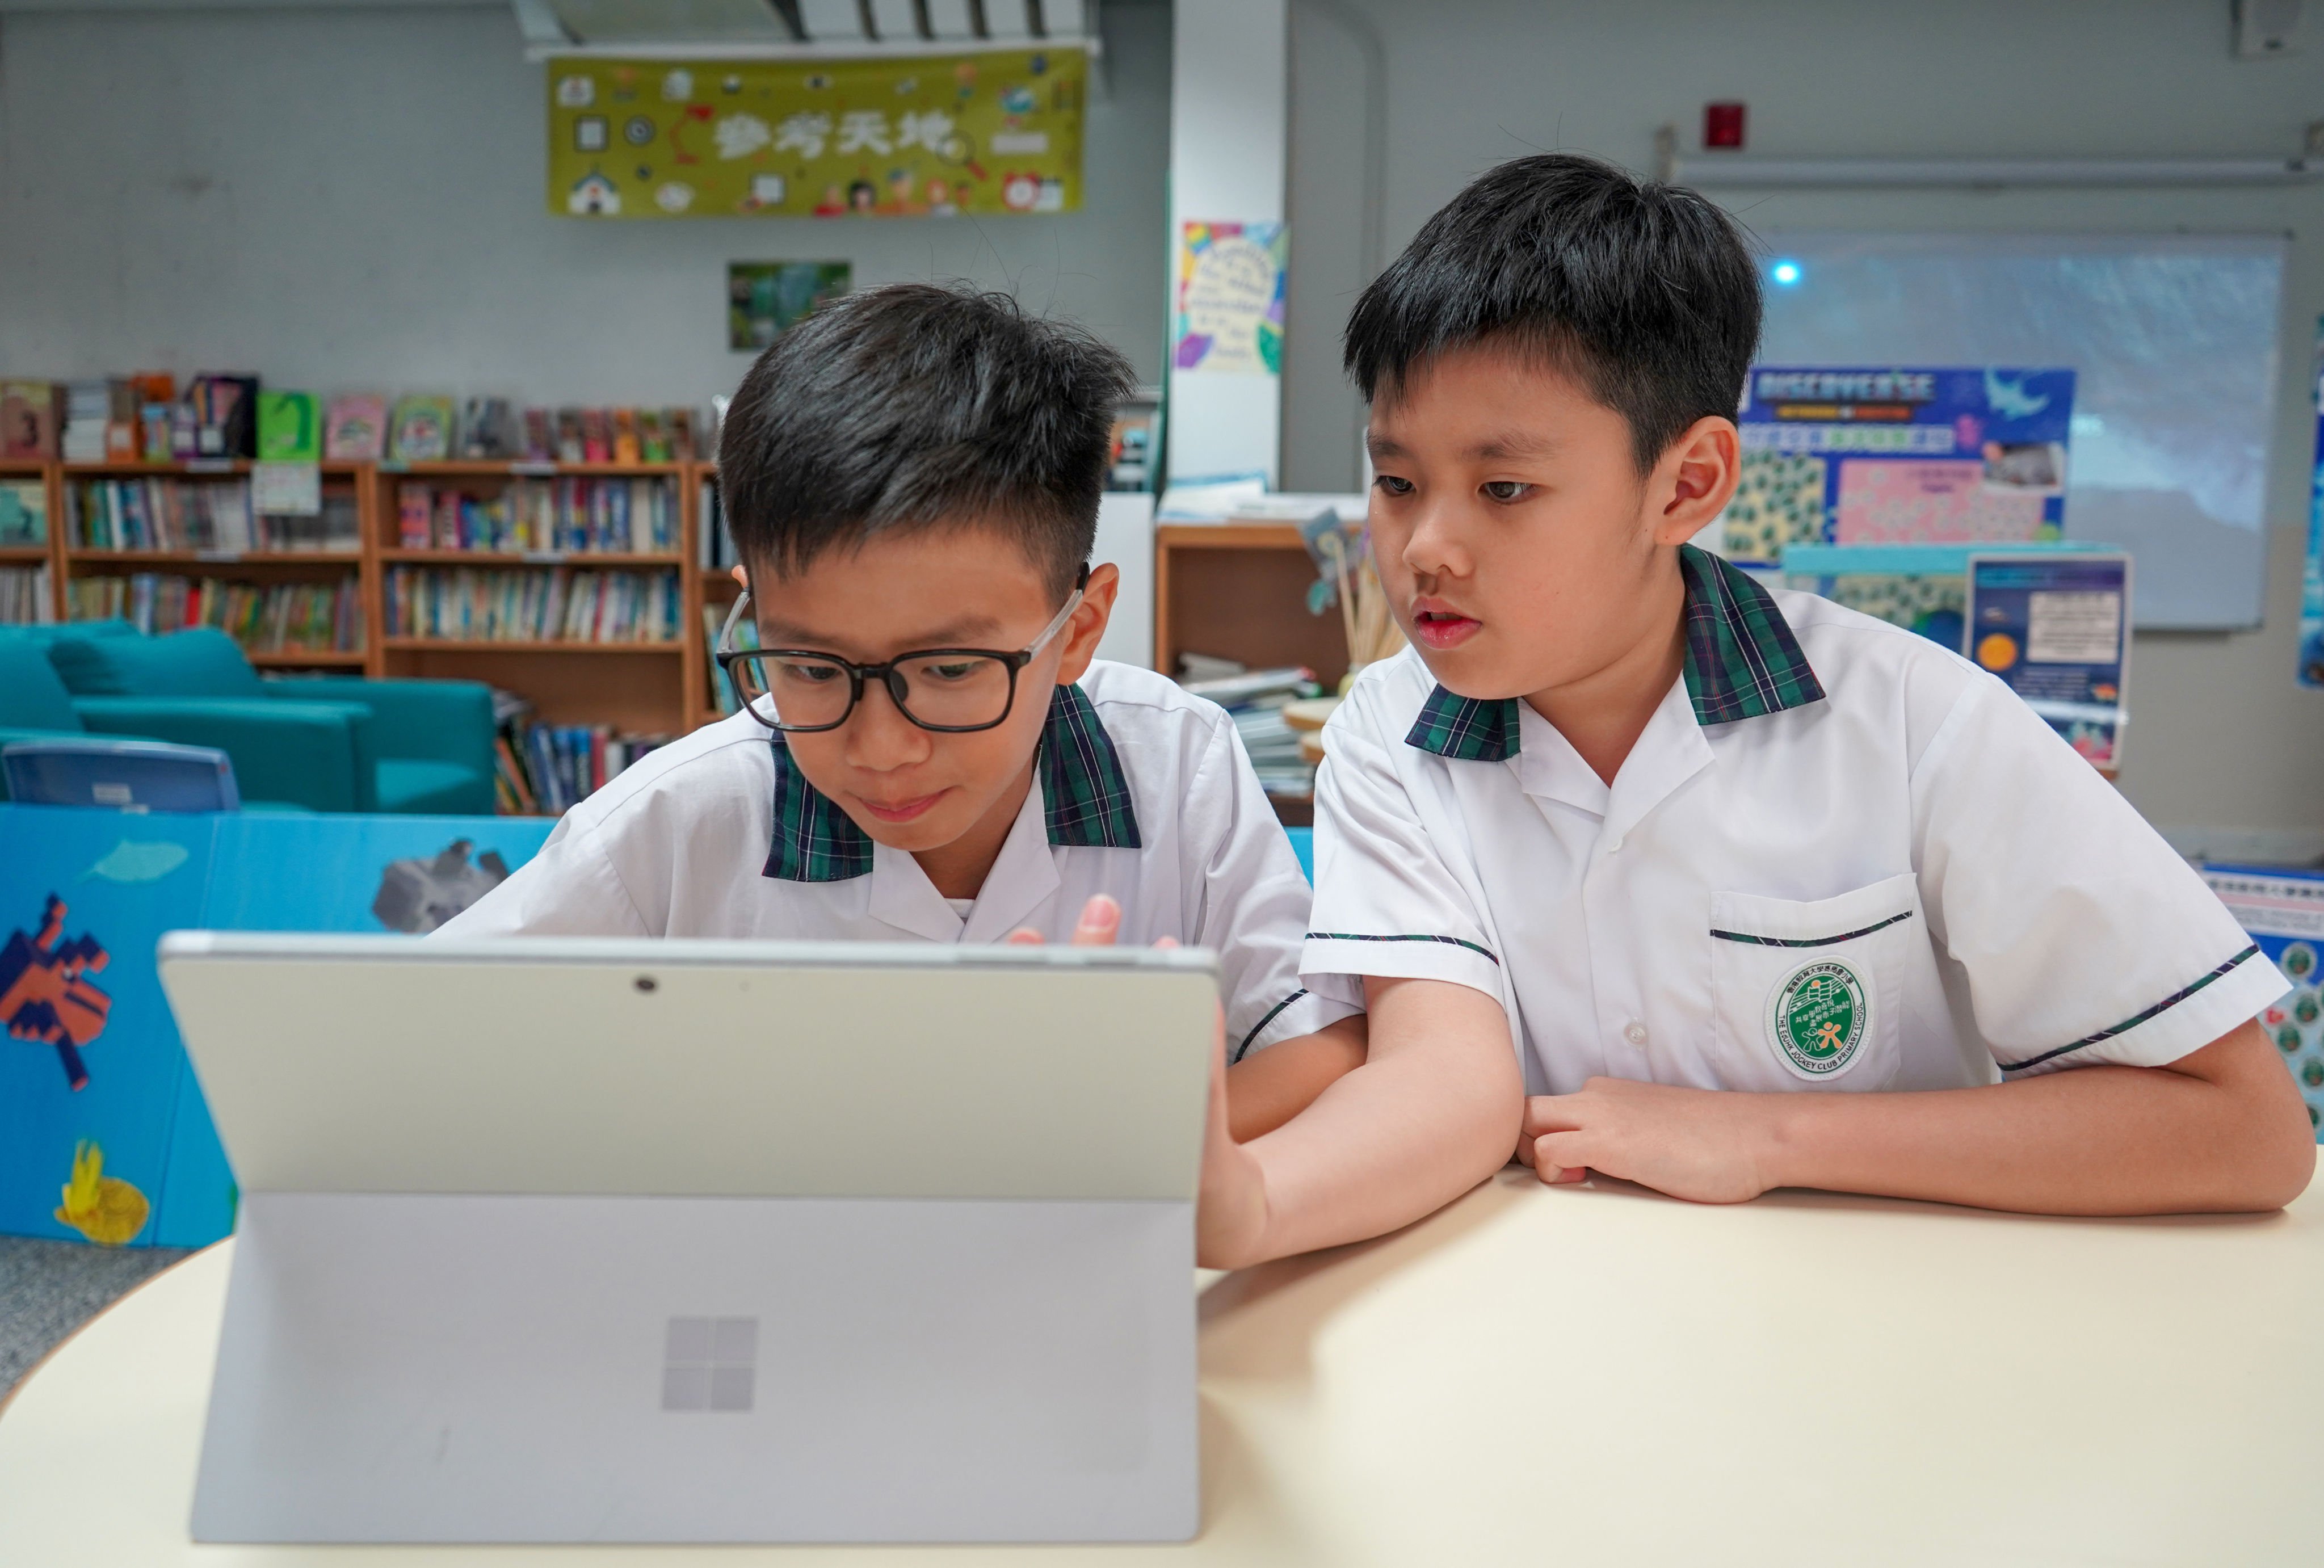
[
  {"x1": 1152, "y1": 523, "x2": 1349, "y2": 829},
  {"x1": 1153, "y1": 523, "x2": 1350, "y2": 689},
  {"x1": 0, "y1": 457, "x2": 731, "y2": 792},
  {"x1": 52, "y1": 460, "x2": 371, "y2": 666},
  {"x1": 364, "y1": 461, "x2": 699, "y2": 747}
]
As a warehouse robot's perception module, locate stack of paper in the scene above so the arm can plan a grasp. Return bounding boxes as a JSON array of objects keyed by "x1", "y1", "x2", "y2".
[{"x1": 1180, "y1": 663, "x2": 1322, "y2": 798}]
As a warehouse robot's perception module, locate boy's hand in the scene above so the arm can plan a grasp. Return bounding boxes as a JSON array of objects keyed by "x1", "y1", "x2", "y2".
[
  {"x1": 1518, "y1": 1078, "x2": 1778, "y2": 1204},
  {"x1": 1004, "y1": 896, "x2": 1266, "y2": 1264},
  {"x1": 1006, "y1": 894, "x2": 1129, "y2": 947}
]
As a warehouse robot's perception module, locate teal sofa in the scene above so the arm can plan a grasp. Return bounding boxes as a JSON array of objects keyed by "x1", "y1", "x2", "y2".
[
  {"x1": 0, "y1": 628, "x2": 342, "y2": 810},
  {"x1": 20, "y1": 626, "x2": 496, "y2": 814}
]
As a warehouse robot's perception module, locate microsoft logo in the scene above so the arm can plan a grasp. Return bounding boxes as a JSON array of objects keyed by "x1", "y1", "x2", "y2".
[{"x1": 662, "y1": 1316, "x2": 757, "y2": 1413}]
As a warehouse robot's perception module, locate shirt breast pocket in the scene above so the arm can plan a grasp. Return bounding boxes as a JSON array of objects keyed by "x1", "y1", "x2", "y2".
[{"x1": 1709, "y1": 873, "x2": 1921, "y2": 1093}]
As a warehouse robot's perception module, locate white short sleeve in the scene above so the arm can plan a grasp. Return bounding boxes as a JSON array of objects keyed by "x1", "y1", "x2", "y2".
[
  {"x1": 1300, "y1": 697, "x2": 1505, "y2": 1009},
  {"x1": 1914, "y1": 678, "x2": 2289, "y2": 1077},
  {"x1": 1182, "y1": 712, "x2": 1360, "y2": 1060}
]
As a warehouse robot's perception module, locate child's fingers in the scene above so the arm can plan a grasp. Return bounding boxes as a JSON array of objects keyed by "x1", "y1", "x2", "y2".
[
  {"x1": 1070, "y1": 894, "x2": 1122, "y2": 946},
  {"x1": 1531, "y1": 1132, "x2": 1591, "y2": 1184},
  {"x1": 1153, "y1": 935, "x2": 1180, "y2": 951},
  {"x1": 1005, "y1": 927, "x2": 1045, "y2": 945}
]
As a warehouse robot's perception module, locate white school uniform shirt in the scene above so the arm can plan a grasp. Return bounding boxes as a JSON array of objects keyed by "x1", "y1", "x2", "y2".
[
  {"x1": 440, "y1": 660, "x2": 1351, "y2": 1060},
  {"x1": 1301, "y1": 546, "x2": 2288, "y2": 1096}
]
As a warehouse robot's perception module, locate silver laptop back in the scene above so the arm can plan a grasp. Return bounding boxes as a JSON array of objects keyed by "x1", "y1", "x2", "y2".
[{"x1": 161, "y1": 935, "x2": 1213, "y2": 1544}]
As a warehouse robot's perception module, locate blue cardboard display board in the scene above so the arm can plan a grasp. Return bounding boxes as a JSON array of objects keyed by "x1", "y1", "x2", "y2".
[
  {"x1": 2202, "y1": 864, "x2": 2324, "y2": 1140},
  {"x1": 0, "y1": 805, "x2": 555, "y2": 1249}
]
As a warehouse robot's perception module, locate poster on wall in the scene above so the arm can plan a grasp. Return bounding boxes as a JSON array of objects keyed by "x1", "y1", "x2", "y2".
[
  {"x1": 729, "y1": 262, "x2": 852, "y2": 351},
  {"x1": 2302, "y1": 321, "x2": 2324, "y2": 687},
  {"x1": 1965, "y1": 550, "x2": 2130, "y2": 767},
  {"x1": 547, "y1": 49, "x2": 1085, "y2": 220},
  {"x1": 1723, "y1": 367, "x2": 2075, "y2": 562},
  {"x1": 1173, "y1": 221, "x2": 1287, "y2": 375},
  {"x1": 2201, "y1": 865, "x2": 2324, "y2": 1134}
]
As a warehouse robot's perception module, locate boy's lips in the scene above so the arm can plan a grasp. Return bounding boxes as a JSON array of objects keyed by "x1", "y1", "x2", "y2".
[
  {"x1": 1410, "y1": 600, "x2": 1482, "y2": 651},
  {"x1": 855, "y1": 788, "x2": 949, "y2": 824}
]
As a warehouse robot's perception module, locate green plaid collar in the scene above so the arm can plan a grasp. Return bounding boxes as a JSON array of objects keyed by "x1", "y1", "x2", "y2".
[
  {"x1": 1404, "y1": 544, "x2": 1825, "y2": 761},
  {"x1": 763, "y1": 682, "x2": 1141, "y2": 882}
]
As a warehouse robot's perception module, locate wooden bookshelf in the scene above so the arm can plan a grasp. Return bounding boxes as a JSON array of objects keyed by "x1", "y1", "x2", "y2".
[
  {"x1": 246, "y1": 650, "x2": 368, "y2": 669},
  {"x1": 0, "y1": 459, "x2": 733, "y2": 741},
  {"x1": 381, "y1": 638, "x2": 683, "y2": 654},
  {"x1": 1153, "y1": 523, "x2": 1344, "y2": 827},
  {"x1": 365, "y1": 460, "x2": 701, "y2": 738},
  {"x1": 0, "y1": 461, "x2": 62, "y2": 621},
  {"x1": 1154, "y1": 523, "x2": 1350, "y2": 688}
]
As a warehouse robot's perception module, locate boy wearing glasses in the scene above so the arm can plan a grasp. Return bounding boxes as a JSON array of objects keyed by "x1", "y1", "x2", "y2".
[{"x1": 442, "y1": 283, "x2": 1362, "y2": 1136}]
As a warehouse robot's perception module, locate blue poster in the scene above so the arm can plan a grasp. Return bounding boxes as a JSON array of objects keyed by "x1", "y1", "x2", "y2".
[
  {"x1": 2202, "y1": 867, "x2": 2324, "y2": 1138},
  {"x1": 0, "y1": 813, "x2": 216, "y2": 1249},
  {"x1": 0, "y1": 806, "x2": 555, "y2": 1248},
  {"x1": 1965, "y1": 552, "x2": 2130, "y2": 768},
  {"x1": 1725, "y1": 367, "x2": 2075, "y2": 562}
]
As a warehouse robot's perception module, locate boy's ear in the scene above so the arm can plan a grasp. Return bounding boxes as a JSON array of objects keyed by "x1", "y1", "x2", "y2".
[
  {"x1": 1053, "y1": 561, "x2": 1119, "y2": 686},
  {"x1": 1650, "y1": 415, "x2": 1742, "y2": 548}
]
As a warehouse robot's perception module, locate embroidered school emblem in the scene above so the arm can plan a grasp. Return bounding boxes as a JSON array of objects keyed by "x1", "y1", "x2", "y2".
[{"x1": 1767, "y1": 959, "x2": 1867, "y2": 1078}]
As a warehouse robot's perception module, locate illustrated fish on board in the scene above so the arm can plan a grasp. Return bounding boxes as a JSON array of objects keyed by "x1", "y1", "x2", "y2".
[{"x1": 0, "y1": 894, "x2": 112, "y2": 1089}]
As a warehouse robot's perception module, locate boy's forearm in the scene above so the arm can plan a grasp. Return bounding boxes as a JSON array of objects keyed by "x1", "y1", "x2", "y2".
[
  {"x1": 1222, "y1": 978, "x2": 1523, "y2": 1266},
  {"x1": 1226, "y1": 1015, "x2": 1368, "y2": 1142},
  {"x1": 1751, "y1": 1021, "x2": 2314, "y2": 1214}
]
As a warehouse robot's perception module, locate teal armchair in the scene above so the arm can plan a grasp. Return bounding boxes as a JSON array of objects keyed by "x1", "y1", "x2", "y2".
[
  {"x1": 263, "y1": 677, "x2": 495, "y2": 814},
  {"x1": 0, "y1": 634, "x2": 89, "y2": 756},
  {"x1": 41, "y1": 628, "x2": 496, "y2": 815},
  {"x1": 0, "y1": 630, "x2": 343, "y2": 810}
]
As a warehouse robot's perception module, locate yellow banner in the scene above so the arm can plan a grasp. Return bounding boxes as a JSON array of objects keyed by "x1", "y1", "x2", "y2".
[{"x1": 547, "y1": 49, "x2": 1085, "y2": 220}]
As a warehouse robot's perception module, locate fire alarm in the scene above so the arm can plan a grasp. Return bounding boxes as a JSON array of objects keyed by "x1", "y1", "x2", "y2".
[{"x1": 1704, "y1": 102, "x2": 1746, "y2": 150}]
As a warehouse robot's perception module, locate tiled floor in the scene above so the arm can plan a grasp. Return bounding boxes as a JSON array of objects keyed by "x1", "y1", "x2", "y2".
[{"x1": 0, "y1": 1236, "x2": 192, "y2": 1399}]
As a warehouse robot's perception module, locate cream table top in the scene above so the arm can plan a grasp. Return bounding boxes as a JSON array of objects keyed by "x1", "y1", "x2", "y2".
[{"x1": 3, "y1": 1170, "x2": 2317, "y2": 1566}]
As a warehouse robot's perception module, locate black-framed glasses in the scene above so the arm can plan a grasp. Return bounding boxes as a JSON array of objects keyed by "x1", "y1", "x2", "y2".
[{"x1": 715, "y1": 566, "x2": 1089, "y2": 734}]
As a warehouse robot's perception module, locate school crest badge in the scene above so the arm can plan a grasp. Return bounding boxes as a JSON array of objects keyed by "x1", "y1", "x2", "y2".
[{"x1": 1767, "y1": 959, "x2": 1867, "y2": 1078}]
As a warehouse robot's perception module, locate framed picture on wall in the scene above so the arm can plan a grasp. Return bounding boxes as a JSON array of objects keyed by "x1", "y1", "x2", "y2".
[{"x1": 728, "y1": 262, "x2": 852, "y2": 352}]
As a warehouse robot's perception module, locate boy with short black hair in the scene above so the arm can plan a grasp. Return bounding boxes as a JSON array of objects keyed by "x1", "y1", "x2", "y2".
[
  {"x1": 1193, "y1": 154, "x2": 2310, "y2": 1267},
  {"x1": 445, "y1": 283, "x2": 1360, "y2": 1136}
]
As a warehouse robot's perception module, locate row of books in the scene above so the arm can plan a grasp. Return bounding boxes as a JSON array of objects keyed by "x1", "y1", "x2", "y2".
[
  {"x1": 396, "y1": 478, "x2": 679, "y2": 556},
  {"x1": 1179, "y1": 661, "x2": 1322, "y2": 800},
  {"x1": 63, "y1": 574, "x2": 365, "y2": 651},
  {"x1": 384, "y1": 566, "x2": 682, "y2": 644},
  {"x1": 697, "y1": 478, "x2": 739, "y2": 572},
  {"x1": 66, "y1": 477, "x2": 360, "y2": 554},
  {"x1": 1, "y1": 565, "x2": 51, "y2": 624},
  {"x1": 495, "y1": 718, "x2": 671, "y2": 815},
  {"x1": 1, "y1": 377, "x2": 718, "y2": 466},
  {"x1": 352, "y1": 398, "x2": 707, "y2": 465},
  {"x1": 3, "y1": 375, "x2": 255, "y2": 463},
  {"x1": 701, "y1": 601, "x2": 767, "y2": 717}
]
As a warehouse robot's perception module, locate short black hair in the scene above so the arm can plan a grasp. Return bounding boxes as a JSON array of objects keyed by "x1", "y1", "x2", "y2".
[
  {"x1": 1343, "y1": 153, "x2": 1761, "y2": 472},
  {"x1": 719, "y1": 281, "x2": 1136, "y2": 599}
]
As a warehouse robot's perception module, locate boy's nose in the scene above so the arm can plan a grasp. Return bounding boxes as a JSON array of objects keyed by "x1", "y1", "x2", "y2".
[
  {"x1": 1400, "y1": 503, "x2": 1472, "y2": 581},
  {"x1": 842, "y1": 680, "x2": 934, "y2": 769}
]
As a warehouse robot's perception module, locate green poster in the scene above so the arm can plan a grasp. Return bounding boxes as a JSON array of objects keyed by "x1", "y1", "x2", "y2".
[
  {"x1": 547, "y1": 49, "x2": 1086, "y2": 220},
  {"x1": 729, "y1": 262, "x2": 851, "y2": 351}
]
